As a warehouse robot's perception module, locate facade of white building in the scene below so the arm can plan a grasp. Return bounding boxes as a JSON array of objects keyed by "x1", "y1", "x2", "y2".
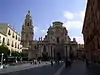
[{"x1": 0, "y1": 23, "x2": 22, "y2": 53}]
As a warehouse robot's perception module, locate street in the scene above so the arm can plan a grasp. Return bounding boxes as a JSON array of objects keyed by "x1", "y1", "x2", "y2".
[
  {"x1": 60, "y1": 60, "x2": 88, "y2": 75},
  {"x1": 0, "y1": 60, "x2": 100, "y2": 75},
  {"x1": 0, "y1": 62, "x2": 63, "y2": 75}
]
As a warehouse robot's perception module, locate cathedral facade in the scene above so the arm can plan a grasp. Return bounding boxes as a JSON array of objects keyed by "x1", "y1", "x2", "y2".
[
  {"x1": 37, "y1": 22, "x2": 78, "y2": 59},
  {"x1": 21, "y1": 11, "x2": 78, "y2": 60}
]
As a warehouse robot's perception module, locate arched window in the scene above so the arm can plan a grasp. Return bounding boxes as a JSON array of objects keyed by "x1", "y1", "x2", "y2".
[
  {"x1": 43, "y1": 46, "x2": 46, "y2": 52},
  {"x1": 8, "y1": 30, "x2": 11, "y2": 35},
  {"x1": 0, "y1": 36, "x2": 1, "y2": 43},
  {"x1": 11, "y1": 41, "x2": 14, "y2": 47},
  {"x1": 16, "y1": 35, "x2": 17, "y2": 40},
  {"x1": 7, "y1": 39, "x2": 10, "y2": 46},
  {"x1": 2, "y1": 37, "x2": 5, "y2": 44},
  {"x1": 15, "y1": 42, "x2": 17, "y2": 48},
  {"x1": 12, "y1": 33, "x2": 14, "y2": 38},
  {"x1": 57, "y1": 37, "x2": 59, "y2": 43},
  {"x1": 27, "y1": 23, "x2": 29, "y2": 26},
  {"x1": 34, "y1": 45, "x2": 37, "y2": 49}
]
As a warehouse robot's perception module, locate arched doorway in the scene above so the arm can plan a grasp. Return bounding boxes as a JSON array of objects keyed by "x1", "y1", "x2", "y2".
[
  {"x1": 42, "y1": 45, "x2": 48, "y2": 61},
  {"x1": 56, "y1": 52, "x2": 61, "y2": 60}
]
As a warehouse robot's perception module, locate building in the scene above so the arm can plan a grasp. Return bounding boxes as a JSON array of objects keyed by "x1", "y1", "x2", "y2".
[
  {"x1": 77, "y1": 44, "x2": 84, "y2": 59},
  {"x1": 21, "y1": 11, "x2": 78, "y2": 60},
  {"x1": 82, "y1": 0, "x2": 100, "y2": 62},
  {"x1": 0, "y1": 30, "x2": 7, "y2": 45},
  {"x1": 0, "y1": 23, "x2": 22, "y2": 53},
  {"x1": 21, "y1": 10, "x2": 34, "y2": 59},
  {"x1": 37, "y1": 21, "x2": 78, "y2": 59}
]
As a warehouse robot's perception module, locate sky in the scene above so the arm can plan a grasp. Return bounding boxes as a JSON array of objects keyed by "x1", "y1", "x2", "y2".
[{"x1": 0, "y1": 0, "x2": 87, "y2": 44}]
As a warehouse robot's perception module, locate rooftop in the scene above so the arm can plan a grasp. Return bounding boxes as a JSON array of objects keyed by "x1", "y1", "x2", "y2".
[{"x1": 0, "y1": 23, "x2": 20, "y2": 36}]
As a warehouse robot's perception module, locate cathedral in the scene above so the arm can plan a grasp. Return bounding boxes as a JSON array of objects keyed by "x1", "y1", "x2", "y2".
[{"x1": 21, "y1": 10, "x2": 78, "y2": 60}]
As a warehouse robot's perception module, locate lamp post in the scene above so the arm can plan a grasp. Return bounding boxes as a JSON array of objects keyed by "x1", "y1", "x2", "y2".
[{"x1": 1, "y1": 53, "x2": 4, "y2": 66}]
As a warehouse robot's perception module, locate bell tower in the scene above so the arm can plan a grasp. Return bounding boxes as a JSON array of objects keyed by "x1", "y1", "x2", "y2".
[{"x1": 21, "y1": 10, "x2": 34, "y2": 58}]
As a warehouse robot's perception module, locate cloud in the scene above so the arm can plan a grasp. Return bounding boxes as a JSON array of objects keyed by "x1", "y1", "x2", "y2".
[
  {"x1": 34, "y1": 26, "x2": 39, "y2": 33},
  {"x1": 34, "y1": 26, "x2": 47, "y2": 40},
  {"x1": 63, "y1": 11, "x2": 74, "y2": 20},
  {"x1": 40, "y1": 29, "x2": 47, "y2": 34},
  {"x1": 34, "y1": 0, "x2": 87, "y2": 43},
  {"x1": 63, "y1": 20, "x2": 83, "y2": 30},
  {"x1": 71, "y1": 36, "x2": 84, "y2": 44},
  {"x1": 62, "y1": 0, "x2": 87, "y2": 44}
]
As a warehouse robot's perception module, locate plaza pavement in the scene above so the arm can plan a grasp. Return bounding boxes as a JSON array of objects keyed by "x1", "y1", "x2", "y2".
[
  {"x1": 0, "y1": 62, "x2": 63, "y2": 75},
  {"x1": 59, "y1": 60, "x2": 88, "y2": 75},
  {"x1": 0, "y1": 60, "x2": 100, "y2": 75},
  {"x1": 0, "y1": 61, "x2": 51, "y2": 74},
  {"x1": 59, "y1": 60, "x2": 100, "y2": 75}
]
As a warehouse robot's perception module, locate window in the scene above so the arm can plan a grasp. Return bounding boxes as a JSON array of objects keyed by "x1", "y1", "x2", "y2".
[
  {"x1": 15, "y1": 42, "x2": 17, "y2": 48},
  {"x1": 0, "y1": 36, "x2": 1, "y2": 43},
  {"x1": 7, "y1": 39, "x2": 10, "y2": 46},
  {"x1": 22, "y1": 27, "x2": 24, "y2": 30},
  {"x1": 8, "y1": 30, "x2": 11, "y2": 35},
  {"x1": 11, "y1": 41, "x2": 14, "y2": 47},
  {"x1": 2, "y1": 37, "x2": 5, "y2": 44},
  {"x1": 27, "y1": 23, "x2": 29, "y2": 26},
  {"x1": 57, "y1": 37, "x2": 59, "y2": 43},
  {"x1": 16, "y1": 35, "x2": 17, "y2": 40},
  {"x1": 18, "y1": 44, "x2": 19, "y2": 49},
  {"x1": 43, "y1": 46, "x2": 46, "y2": 52},
  {"x1": 31, "y1": 32, "x2": 33, "y2": 34},
  {"x1": 34, "y1": 45, "x2": 37, "y2": 49},
  {"x1": 12, "y1": 33, "x2": 14, "y2": 38}
]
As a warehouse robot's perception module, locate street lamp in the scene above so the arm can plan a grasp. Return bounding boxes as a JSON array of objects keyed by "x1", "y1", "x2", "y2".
[{"x1": 1, "y1": 53, "x2": 4, "y2": 66}]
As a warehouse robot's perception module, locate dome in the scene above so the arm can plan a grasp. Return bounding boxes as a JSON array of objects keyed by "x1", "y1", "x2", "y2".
[{"x1": 52, "y1": 21, "x2": 63, "y2": 27}]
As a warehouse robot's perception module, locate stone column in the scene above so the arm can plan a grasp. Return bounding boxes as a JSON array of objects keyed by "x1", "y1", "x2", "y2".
[
  {"x1": 38, "y1": 45, "x2": 42, "y2": 57},
  {"x1": 52, "y1": 46, "x2": 54, "y2": 58},
  {"x1": 28, "y1": 48, "x2": 33, "y2": 59},
  {"x1": 47, "y1": 45, "x2": 50, "y2": 57},
  {"x1": 64, "y1": 45, "x2": 67, "y2": 58},
  {"x1": 67, "y1": 46, "x2": 70, "y2": 58},
  {"x1": 51, "y1": 46, "x2": 52, "y2": 58}
]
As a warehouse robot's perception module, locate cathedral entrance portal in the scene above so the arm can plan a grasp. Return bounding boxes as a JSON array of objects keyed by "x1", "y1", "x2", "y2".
[
  {"x1": 42, "y1": 45, "x2": 48, "y2": 61},
  {"x1": 56, "y1": 52, "x2": 61, "y2": 60}
]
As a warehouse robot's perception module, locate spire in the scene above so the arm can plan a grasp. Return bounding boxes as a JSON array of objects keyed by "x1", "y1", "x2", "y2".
[
  {"x1": 25, "y1": 10, "x2": 31, "y2": 19},
  {"x1": 28, "y1": 10, "x2": 31, "y2": 16}
]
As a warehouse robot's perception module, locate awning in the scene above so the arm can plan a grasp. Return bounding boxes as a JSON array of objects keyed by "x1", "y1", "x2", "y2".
[{"x1": 7, "y1": 56, "x2": 16, "y2": 58}]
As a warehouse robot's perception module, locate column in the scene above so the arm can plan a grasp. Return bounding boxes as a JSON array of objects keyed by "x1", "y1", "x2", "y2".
[
  {"x1": 48, "y1": 45, "x2": 51, "y2": 57},
  {"x1": 67, "y1": 46, "x2": 70, "y2": 58},
  {"x1": 51, "y1": 46, "x2": 52, "y2": 58},
  {"x1": 52, "y1": 46, "x2": 54, "y2": 58},
  {"x1": 65, "y1": 46, "x2": 67, "y2": 58},
  {"x1": 64, "y1": 45, "x2": 67, "y2": 58}
]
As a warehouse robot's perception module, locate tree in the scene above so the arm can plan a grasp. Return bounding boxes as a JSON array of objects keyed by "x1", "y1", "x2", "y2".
[
  {"x1": 0, "y1": 45, "x2": 10, "y2": 62},
  {"x1": 0, "y1": 44, "x2": 10, "y2": 56},
  {"x1": 11, "y1": 51, "x2": 21, "y2": 57},
  {"x1": 20, "y1": 52, "x2": 27, "y2": 57}
]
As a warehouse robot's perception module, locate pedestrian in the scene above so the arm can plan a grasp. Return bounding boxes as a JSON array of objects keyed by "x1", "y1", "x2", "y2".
[
  {"x1": 86, "y1": 58, "x2": 89, "y2": 68},
  {"x1": 68, "y1": 58, "x2": 71, "y2": 67},
  {"x1": 65, "y1": 58, "x2": 68, "y2": 68},
  {"x1": 51, "y1": 59, "x2": 53, "y2": 66}
]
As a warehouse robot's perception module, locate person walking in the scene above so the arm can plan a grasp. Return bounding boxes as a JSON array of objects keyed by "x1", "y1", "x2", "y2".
[
  {"x1": 51, "y1": 59, "x2": 53, "y2": 67},
  {"x1": 86, "y1": 58, "x2": 89, "y2": 68},
  {"x1": 65, "y1": 58, "x2": 68, "y2": 68}
]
